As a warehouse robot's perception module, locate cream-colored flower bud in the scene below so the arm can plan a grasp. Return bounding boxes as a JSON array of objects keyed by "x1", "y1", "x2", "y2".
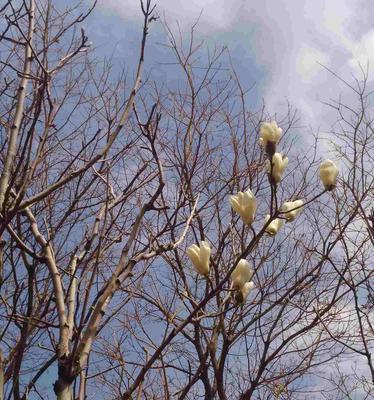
[
  {"x1": 264, "y1": 215, "x2": 283, "y2": 235},
  {"x1": 281, "y1": 199, "x2": 304, "y2": 221},
  {"x1": 240, "y1": 281, "x2": 255, "y2": 303},
  {"x1": 319, "y1": 159, "x2": 339, "y2": 190},
  {"x1": 229, "y1": 189, "x2": 257, "y2": 224},
  {"x1": 259, "y1": 121, "x2": 282, "y2": 152},
  {"x1": 186, "y1": 241, "x2": 211, "y2": 276},
  {"x1": 231, "y1": 259, "x2": 254, "y2": 289},
  {"x1": 266, "y1": 153, "x2": 288, "y2": 183}
]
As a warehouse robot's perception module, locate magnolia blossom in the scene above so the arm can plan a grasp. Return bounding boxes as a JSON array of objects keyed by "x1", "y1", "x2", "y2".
[
  {"x1": 240, "y1": 281, "x2": 255, "y2": 303},
  {"x1": 259, "y1": 121, "x2": 282, "y2": 154},
  {"x1": 264, "y1": 215, "x2": 283, "y2": 235},
  {"x1": 231, "y1": 259, "x2": 254, "y2": 289},
  {"x1": 266, "y1": 153, "x2": 288, "y2": 183},
  {"x1": 281, "y1": 199, "x2": 304, "y2": 221},
  {"x1": 229, "y1": 189, "x2": 257, "y2": 224},
  {"x1": 234, "y1": 281, "x2": 255, "y2": 304},
  {"x1": 186, "y1": 241, "x2": 211, "y2": 276},
  {"x1": 319, "y1": 159, "x2": 339, "y2": 190}
]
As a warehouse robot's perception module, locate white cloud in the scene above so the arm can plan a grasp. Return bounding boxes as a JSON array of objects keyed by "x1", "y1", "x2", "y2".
[
  {"x1": 99, "y1": 0, "x2": 240, "y2": 32},
  {"x1": 99, "y1": 0, "x2": 374, "y2": 146},
  {"x1": 348, "y1": 29, "x2": 374, "y2": 71},
  {"x1": 296, "y1": 46, "x2": 330, "y2": 83}
]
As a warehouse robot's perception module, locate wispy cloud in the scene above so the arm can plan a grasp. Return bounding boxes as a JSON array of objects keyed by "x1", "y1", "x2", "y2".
[
  {"x1": 100, "y1": 0, "x2": 241, "y2": 32},
  {"x1": 98, "y1": 0, "x2": 374, "y2": 147}
]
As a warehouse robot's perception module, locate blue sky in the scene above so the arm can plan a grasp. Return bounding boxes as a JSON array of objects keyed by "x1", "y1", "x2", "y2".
[
  {"x1": 86, "y1": 0, "x2": 374, "y2": 135},
  {"x1": 22, "y1": 2, "x2": 371, "y2": 397},
  {"x1": 81, "y1": 3, "x2": 374, "y2": 396}
]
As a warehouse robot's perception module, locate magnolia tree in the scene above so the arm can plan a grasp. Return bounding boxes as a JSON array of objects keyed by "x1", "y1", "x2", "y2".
[{"x1": 0, "y1": 1, "x2": 373, "y2": 400}]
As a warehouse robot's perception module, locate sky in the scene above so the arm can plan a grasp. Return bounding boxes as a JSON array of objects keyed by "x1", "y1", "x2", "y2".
[
  {"x1": 88, "y1": 0, "x2": 374, "y2": 142},
  {"x1": 81, "y1": 2, "x2": 374, "y2": 395},
  {"x1": 8, "y1": 2, "x2": 371, "y2": 398}
]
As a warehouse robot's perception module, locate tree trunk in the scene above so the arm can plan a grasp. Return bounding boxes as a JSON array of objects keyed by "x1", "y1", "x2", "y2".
[
  {"x1": 54, "y1": 379, "x2": 73, "y2": 400},
  {"x1": 54, "y1": 359, "x2": 74, "y2": 400}
]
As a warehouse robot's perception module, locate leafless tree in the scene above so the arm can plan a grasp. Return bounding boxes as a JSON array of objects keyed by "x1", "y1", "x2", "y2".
[{"x1": 0, "y1": 1, "x2": 372, "y2": 400}]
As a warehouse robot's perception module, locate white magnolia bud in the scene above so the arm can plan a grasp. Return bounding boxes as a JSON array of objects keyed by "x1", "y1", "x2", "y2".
[
  {"x1": 229, "y1": 189, "x2": 257, "y2": 224},
  {"x1": 281, "y1": 199, "x2": 304, "y2": 221},
  {"x1": 264, "y1": 215, "x2": 283, "y2": 235},
  {"x1": 266, "y1": 153, "x2": 288, "y2": 183},
  {"x1": 240, "y1": 281, "x2": 255, "y2": 303},
  {"x1": 186, "y1": 241, "x2": 211, "y2": 276},
  {"x1": 231, "y1": 259, "x2": 254, "y2": 289},
  {"x1": 319, "y1": 159, "x2": 339, "y2": 190},
  {"x1": 259, "y1": 121, "x2": 282, "y2": 150}
]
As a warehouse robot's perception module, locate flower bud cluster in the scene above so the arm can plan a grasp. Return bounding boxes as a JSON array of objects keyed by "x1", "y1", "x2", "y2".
[{"x1": 185, "y1": 121, "x2": 339, "y2": 308}]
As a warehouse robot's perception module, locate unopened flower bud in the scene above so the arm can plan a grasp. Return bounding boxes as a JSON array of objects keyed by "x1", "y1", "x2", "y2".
[
  {"x1": 259, "y1": 121, "x2": 282, "y2": 155},
  {"x1": 266, "y1": 152, "x2": 288, "y2": 183},
  {"x1": 264, "y1": 215, "x2": 283, "y2": 235},
  {"x1": 186, "y1": 241, "x2": 211, "y2": 276},
  {"x1": 281, "y1": 199, "x2": 303, "y2": 221},
  {"x1": 231, "y1": 259, "x2": 254, "y2": 289},
  {"x1": 239, "y1": 281, "x2": 255, "y2": 303},
  {"x1": 319, "y1": 159, "x2": 339, "y2": 190},
  {"x1": 229, "y1": 189, "x2": 257, "y2": 224}
]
